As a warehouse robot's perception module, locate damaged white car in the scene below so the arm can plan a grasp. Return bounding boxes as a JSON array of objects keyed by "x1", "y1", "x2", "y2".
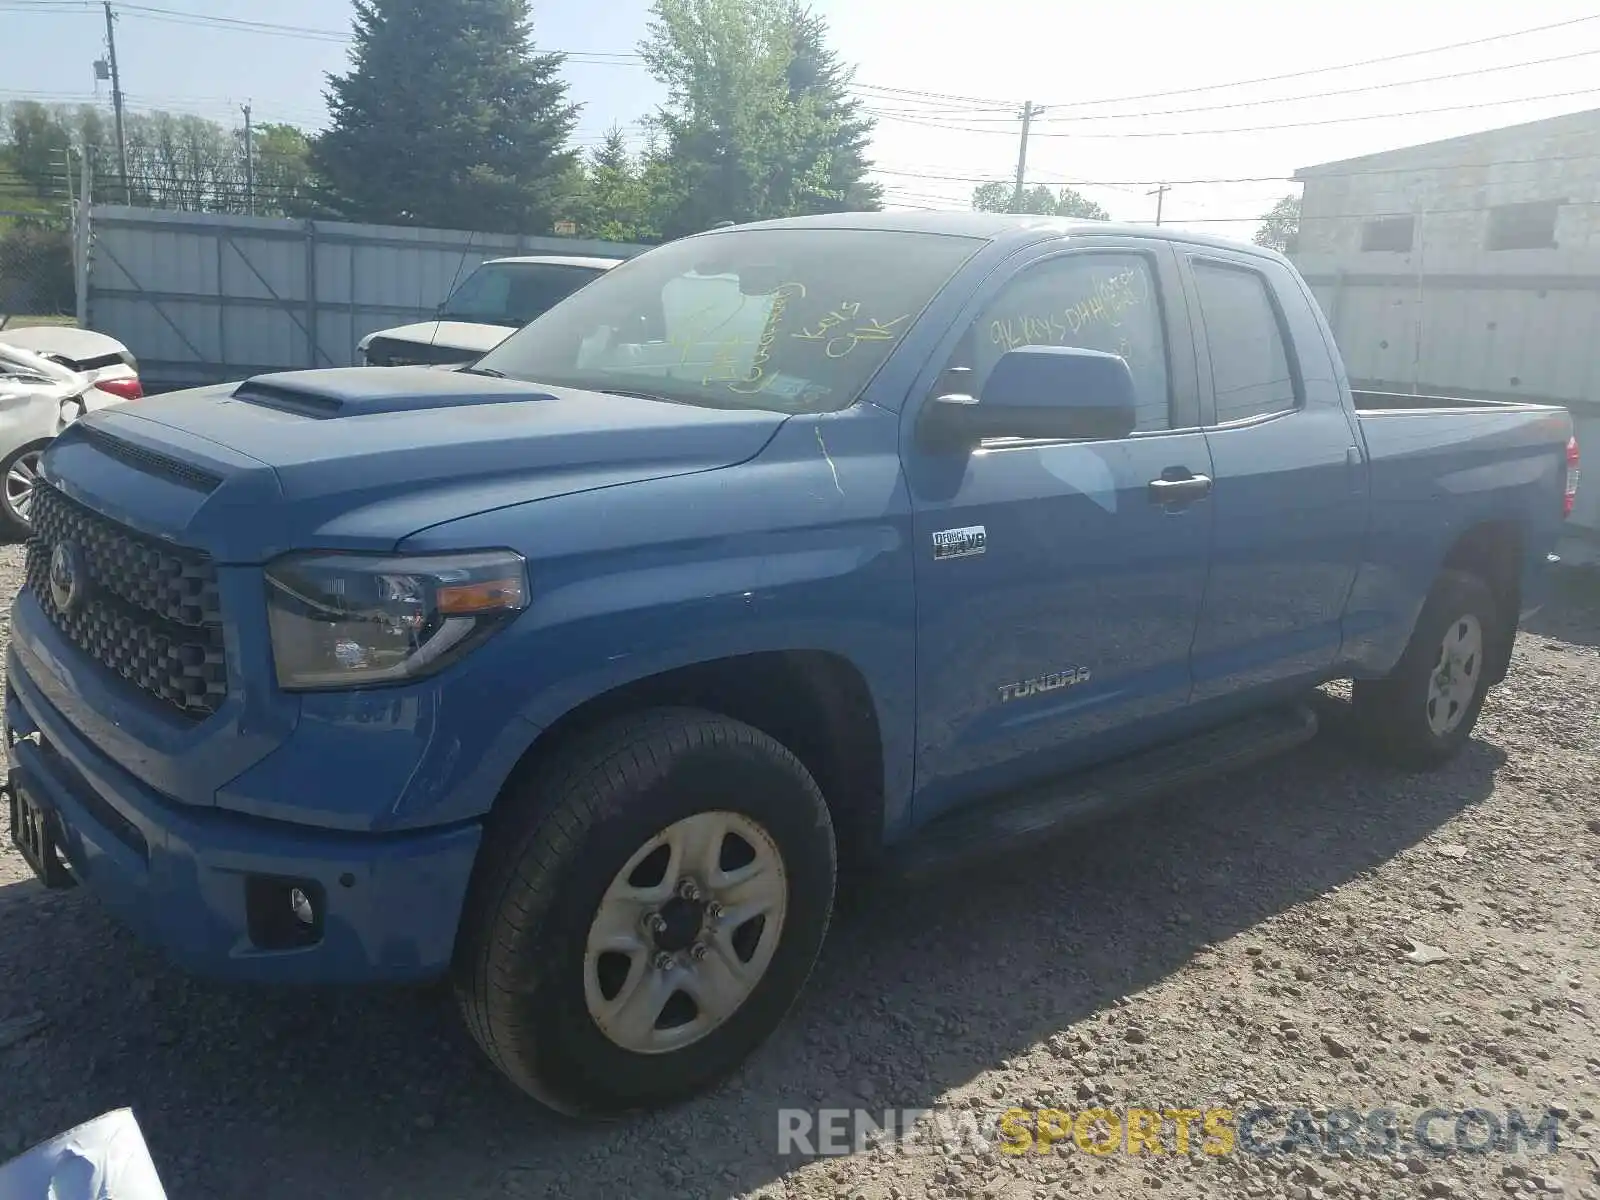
[{"x1": 0, "y1": 341, "x2": 140, "y2": 537}]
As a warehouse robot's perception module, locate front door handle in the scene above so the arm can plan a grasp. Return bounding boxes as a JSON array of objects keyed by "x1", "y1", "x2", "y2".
[{"x1": 1148, "y1": 470, "x2": 1213, "y2": 509}]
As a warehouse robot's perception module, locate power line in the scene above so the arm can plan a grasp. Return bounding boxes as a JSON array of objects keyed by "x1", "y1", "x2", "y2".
[
  {"x1": 0, "y1": 0, "x2": 644, "y2": 60},
  {"x1": 1032, "y1": 12, "x2": 1600, "y2": 112},
  {"x1": 984, "y1": 48, "x2": 1600, "y2": 125},
  {"x1": 864, "y1": 86, "x2": 1600, "y2": 139},
  {"x1": 860, "y1": 45, "x2": 1600, "y2": 127},
  {"x1": 114, "y1": 3, "x2": 347, "y2": 41},
  {"x1": 870, "y1": 151, "x2": 1600, "y2": 188},
  {"x1": 845, "y1": 13, "x2": 1600, "y2": 114},
  {"x1": 847, "y1": 82, "x2": 1014, "y2": 109}
]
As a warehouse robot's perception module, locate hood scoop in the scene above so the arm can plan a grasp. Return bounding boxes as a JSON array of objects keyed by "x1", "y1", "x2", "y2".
[{"x1": 231, "y1": 367, "x2": 556, "y2": 419}]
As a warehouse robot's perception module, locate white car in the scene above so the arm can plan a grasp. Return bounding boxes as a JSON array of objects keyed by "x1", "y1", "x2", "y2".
[
  {"x1": 357, "y1": 254, "x2": 625, "y2": 367},
  {"x1": 0, "y1": 324, "x2": 142, "y2": 400},
  {"x1": 0, "y1": 340, "x2": 138, "y2": 537}
]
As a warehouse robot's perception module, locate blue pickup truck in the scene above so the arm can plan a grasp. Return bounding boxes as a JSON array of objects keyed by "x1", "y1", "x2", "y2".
[{"x1": 3, "y1": 212, "x2": 1579, "y2": 1117}]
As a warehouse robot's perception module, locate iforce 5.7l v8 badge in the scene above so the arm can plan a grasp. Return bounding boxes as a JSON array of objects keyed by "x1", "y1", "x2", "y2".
[{"x1": 932, "y1": 526, "x2": 986, "y2": 561}]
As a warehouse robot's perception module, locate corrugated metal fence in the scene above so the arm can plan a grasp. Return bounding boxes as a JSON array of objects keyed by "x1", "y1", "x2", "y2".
[
  {"x1": 1292, "y1": 254, "x2": 1600, "y2": 538},
  {"x1": 1297, "y1": 262, "x2": 1600, "y2": 409},
  {"x1": 84, "y1": 205, "x2": 652, "y2": 390}
]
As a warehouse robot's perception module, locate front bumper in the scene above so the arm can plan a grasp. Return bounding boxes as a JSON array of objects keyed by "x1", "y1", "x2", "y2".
[{"x1": 5, "y1": 653, "x2": 483, "y2": 984}]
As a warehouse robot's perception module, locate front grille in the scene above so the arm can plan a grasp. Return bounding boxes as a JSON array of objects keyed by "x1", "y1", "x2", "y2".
[{"x1": 25, "y1": 484, "x2": 227, "y2": 719}]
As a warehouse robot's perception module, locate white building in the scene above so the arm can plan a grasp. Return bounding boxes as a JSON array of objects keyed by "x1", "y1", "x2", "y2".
[{"x1": 1291, "y1": 109, "x2": 1600, "y2": 537}]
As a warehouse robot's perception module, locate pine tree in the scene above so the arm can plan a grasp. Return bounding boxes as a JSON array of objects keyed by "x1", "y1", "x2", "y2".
[
  {"x1": 312, "y1": 0, "x2": 579, "y2": 233},
  {"x1": 783, "y1": 7, "x2": 881, "y2": 213},
  {"x1": 577, "y1": 125, "x2": 654, "y2": 241}
]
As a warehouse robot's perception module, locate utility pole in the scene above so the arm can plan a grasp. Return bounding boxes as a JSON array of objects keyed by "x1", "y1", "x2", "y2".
[
  {"x1": 1148, "y1": 183, "x2": 1171, "y2": 226},
  {"x1": 102, "y1": 1, "x2": 128, "y2": 204},
  {"x1": 1012, "y1": 101, "x2": 1041, "y2": 212},
  {"x1": 242, "y1": 102, "x2": 255, "y2": 217}
]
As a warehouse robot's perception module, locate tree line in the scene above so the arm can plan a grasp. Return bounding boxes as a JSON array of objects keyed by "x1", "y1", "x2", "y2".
[
  {"x1": 1, "y1": 0, "x2": 1303, "y2": 317},
  {"x1": 2, "y1": 0, "x2": 879, "y2": 244}
]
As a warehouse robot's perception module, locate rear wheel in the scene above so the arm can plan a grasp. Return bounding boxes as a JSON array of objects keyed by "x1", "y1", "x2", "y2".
[
  {"x1": 1351, "y1": 569, "x2": 1501, "y2": 768},
  {"x1": 453, "y1": 708, "x2": 836, "y2": 1117},
  {"x1": 0, "y1": 440, "x2": 49, "y2": 541}
]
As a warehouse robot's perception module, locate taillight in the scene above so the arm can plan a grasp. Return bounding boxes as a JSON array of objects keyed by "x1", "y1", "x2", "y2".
[
  {"x1": 1564, "y1": 434, "x2": 1580, "y2": 518},
  {"x1": 96, "y1": 376, "x2": 143, "y2": 401}
]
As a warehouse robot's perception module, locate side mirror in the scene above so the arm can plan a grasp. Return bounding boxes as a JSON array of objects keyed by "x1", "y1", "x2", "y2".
[{"x1": 919, "y1": 346, "x2": 1139, "y2": 449}]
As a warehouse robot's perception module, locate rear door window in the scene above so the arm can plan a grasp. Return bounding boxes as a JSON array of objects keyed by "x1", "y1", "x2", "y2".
[{"x1": 1190, "y1": 261, "x2": 1300, "y2": 424}]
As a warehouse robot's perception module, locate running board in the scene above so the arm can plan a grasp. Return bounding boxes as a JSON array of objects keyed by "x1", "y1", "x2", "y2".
[{"x1": 887, "y1": 704, "x2": 1320, "y2": 881}]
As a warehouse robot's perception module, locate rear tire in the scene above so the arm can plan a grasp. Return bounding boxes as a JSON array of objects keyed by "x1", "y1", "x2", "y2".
[
  {"x1": 453, "y1": 707, "x2": 837, "y2": 1118},
  {"x1": 1351, "y1": 569, "x2": 1500, "y2": 769}
]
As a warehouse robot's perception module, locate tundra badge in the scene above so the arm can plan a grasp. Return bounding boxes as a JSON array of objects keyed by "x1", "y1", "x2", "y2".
[
  {"x1": 932, "y1": 526, "x2": 986, "y2": 561},
  {"x1": 999, "y1": 667, "x2": 1093, "y2": 703}
]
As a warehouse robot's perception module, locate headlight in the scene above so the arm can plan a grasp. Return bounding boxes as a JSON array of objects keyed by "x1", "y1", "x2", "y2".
[{"x1": 264, "y1": 550, "x2": 528, "y2": 690}]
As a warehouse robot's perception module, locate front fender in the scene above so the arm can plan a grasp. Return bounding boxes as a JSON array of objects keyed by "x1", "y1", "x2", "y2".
[{"x1": 394, "y1": 403, "x2": 918, "y2": 836}]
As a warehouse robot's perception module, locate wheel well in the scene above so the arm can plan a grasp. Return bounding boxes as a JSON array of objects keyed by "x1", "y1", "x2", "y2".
[
  {"x1": 498, "y1": 652, "x2": 887, "y2": 869},
  {"x1": 1440, "y1": 520, "x2": 1522, "y2": 684}
]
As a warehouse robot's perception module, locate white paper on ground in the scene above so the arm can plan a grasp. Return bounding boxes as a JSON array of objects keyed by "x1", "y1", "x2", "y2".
[{"x1": 0, "y1": 1108, "x2": 168, "y2": 1200}]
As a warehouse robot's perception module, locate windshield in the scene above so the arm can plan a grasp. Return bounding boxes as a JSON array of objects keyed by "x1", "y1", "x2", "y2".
[
  {"x1": 439, "y1": 261, "x2": 608, "y2": 327},
  {"x1": 472, "y1": 228, "x2": 983, "y2": 412}
]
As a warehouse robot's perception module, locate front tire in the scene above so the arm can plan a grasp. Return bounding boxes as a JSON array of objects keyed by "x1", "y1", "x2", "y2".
[
  {"x1": 453, "y1": 708, "x2": 837, "y2": 1117},
  {"x1": 1351, "y1": 569, "x2": 1501, "y2": 769},
  {"x1": 0, "y1": 440, "x2": 49, "y2": 541}
]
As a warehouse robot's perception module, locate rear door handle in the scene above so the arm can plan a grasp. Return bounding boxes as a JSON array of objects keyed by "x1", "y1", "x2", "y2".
[
  {"x1": 1148, "y1": 470, "x2": 1213, "y2": 508},
  {"x1": 1346, "y1": 444, "x2": 1366, "y2": 495}
]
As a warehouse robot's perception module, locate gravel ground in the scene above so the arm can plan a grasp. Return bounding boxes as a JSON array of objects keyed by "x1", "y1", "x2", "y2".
[{"x1": 1, "y1": 541, "x2": 1598, "y2": 1200}]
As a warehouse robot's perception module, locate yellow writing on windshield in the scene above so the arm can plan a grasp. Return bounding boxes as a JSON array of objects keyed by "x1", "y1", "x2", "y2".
[
  {"x1": 990, "y1": 267, "x2": 1149, "y2": 354},
  {"x1": 794, "y1": 302, "x2": 912, "y2": 359},
  {"x1": 668, "y1": 292, "x2": 762, "y2": 367},
  {"x1": 698, "y1": 281, "x2": 806, "y2": 395},
  {"x1": 794, "y1": 301, "x2": 861, "y2": 341}
]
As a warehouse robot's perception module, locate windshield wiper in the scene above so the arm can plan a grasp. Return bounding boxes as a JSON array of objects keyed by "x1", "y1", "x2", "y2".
[
  {"x1": 599, "y1": 387, "x2": 678, "y2": 403},
  {"x1": 459, "y1": 365, "x2": 509, "y2": 378}
]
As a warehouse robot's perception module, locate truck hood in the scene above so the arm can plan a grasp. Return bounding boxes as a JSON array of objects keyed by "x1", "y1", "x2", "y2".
[
  {"x1": 45, "y1": 367, "x2": 788, "y2": 563},
  {"x1": 358, "y1": 320, "x2": 512, "y2": 357}
]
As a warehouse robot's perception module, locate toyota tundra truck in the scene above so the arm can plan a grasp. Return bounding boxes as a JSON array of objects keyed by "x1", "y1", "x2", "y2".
[{"x1": 3, "y1": 212, "x2": 1578, "y2": 1118}]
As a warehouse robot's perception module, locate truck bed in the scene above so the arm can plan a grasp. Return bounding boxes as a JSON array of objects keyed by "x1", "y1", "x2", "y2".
[
  {"x1": 1343, "y1": 388, "x2": 1572, "y2": 670},
  {"x1": 1352, "y1": 388, "x2": 1568, "y2": 415}
]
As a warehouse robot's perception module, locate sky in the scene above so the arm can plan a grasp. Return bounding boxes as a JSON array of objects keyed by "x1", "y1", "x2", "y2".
[{"x1": 5, "y1": 0, "x2": 1600, "y2": 238}]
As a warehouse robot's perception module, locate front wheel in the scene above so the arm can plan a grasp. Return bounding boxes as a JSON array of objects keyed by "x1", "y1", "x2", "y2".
[
  {"x1": 1351, "y1": 569, "x2": 1501, "y2": 769},
  {"x1": 0, "y1": 440, "x2": 49, "y2": 540},
  {"x1": 453, "y1": 708, "x2": 837, "y2": 1117}
]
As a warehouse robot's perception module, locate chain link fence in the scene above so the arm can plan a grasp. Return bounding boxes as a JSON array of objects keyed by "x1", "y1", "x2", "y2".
[{"x1": 0, "y1": 210, "x2": 76, "y2": 328}]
